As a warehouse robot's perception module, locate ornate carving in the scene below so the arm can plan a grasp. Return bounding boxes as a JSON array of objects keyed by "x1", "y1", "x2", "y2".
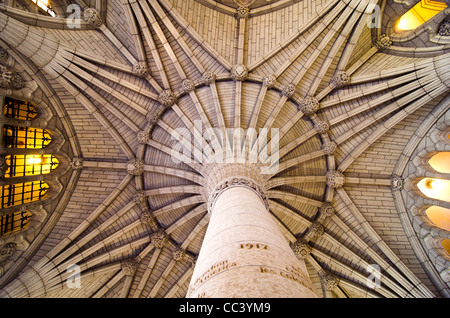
[
  {"x1": 208, "y1": 177, "x2": 268, "y2": 213},
  {"x1": 122, "y1": 259, "x2": 138, "y2": 276},
  {"x1": 314, "y1": 119, "x2": 329, "y2": 134},
  {"x1": 282, "y1": 84, "x2": 296, "y2": 98},
  {"x1": 141, "y1": 210, "x2": 158, "y2": 229},
  {"x1": 236, "y1": 6, "x2": 250, "y2": 19},
  {"x1": 262, "y1": 74, "x2": 276, "y2": 88},
  {"x1": 330, "y1": 71, "x2": 350, "y2": 88},
  {"x1": 150, "y1": 229, "x2": 168, "y2": 248},
  {"x1": 70, "y1": 157, "x2": 84, "y2": 170},
  {"x1": 230, "y1": 64, "x2": 248, "y2": 82},
  {"x1": 0, "y1": 47, "x2": 8, "y2": 60},
  {"x1": 173, "y1": 246, "x2": 186, "y2": 261},
  {"x1": 132, "y1": 62, "x2": 148, "y2": 77},
  {"x1": 390, "y1": 174, "x2": 405, "y2": 191},
  {"x1": 322, "y1": 140, "x2": 337, "y2": 155},
  {"x1": 181, "y1": 79, "x2": 195, "y2": 93},
  {"x1": 158, "y1": 89, "x2": 177, "y2": 108},
  {"x1": 304, "y1": 222, "x2": 324, "y2": 241},
  {"x1": 318, "y1": 270, "x2": 339, "y2": 291},
  {"x1": 438, "y1": 17, "x2": 450, "y2": 36},
  {"x1": 0, "y1": 65, "x2": 24, "y2": 89},
  {"x1": 326, "y1": 170, "x2": 345, "y2": 188},
  {"x1": 137, "y1": 126, "x2": 151, "y2": 144},
  {"x1": 134, "y1": 190, "x2": 147, "y2": 206},
  {"x1": 127, "y1": 158, "x2": 144, "y2": 176},
  {"x1": 374, "y1": 34, "x2": 392, "y2": 50},
  {"x1": 202, "y1": 71, "x2": 216, "y2": 85},
  {"x1": 298, "y1": 96, "x2": 320, "y2": 115},
  {"x1": 319, "y1": 202, "x2": 335, "y2": 218},
  {"x1": 0, "y1": 242, "x2": 17, "y2": 258},
  {"x1": 84, "y1": 8, "x2": 103, "y2": 27},
  {"x1": 291, "y1": 238, "x2": 311, "y2": 259}
]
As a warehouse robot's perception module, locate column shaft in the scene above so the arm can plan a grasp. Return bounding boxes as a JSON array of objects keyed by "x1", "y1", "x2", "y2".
[{"x1": 187, "y1": 186, "x2": 319, "y2": 298}]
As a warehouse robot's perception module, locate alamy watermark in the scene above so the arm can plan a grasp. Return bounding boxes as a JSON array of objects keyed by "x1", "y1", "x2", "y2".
[{"x1": 66, "y1": 264, "x2": 81, "y2": 289}]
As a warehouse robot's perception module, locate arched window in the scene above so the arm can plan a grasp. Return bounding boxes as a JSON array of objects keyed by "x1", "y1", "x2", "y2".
[
  {"x1": 31, "y1": 0, "x2": 56, "y2": 17},
  {"x1": 1, "y1": 97, "x2": 58, "y2": 234},
  {"x1": 0, "y1": 181, "x2": 49, "y2": 209},
  {"x1": 396, "y1": 0, "x2": 447, "y2": 31},
  {"x1": 3, "y1": 154, "x2": 58, "y2": 178},
  {"x1": 428, "y1": 152, "x2": 450, "y2": 173},
  {"x1": 417, "y1": 178, "x2": 450, "y2": 202},
  {"x1": 0, "y1": 210, "x2": 32, "y2": 236},
  {"x1": 3, "y1": 125, "x2": 52, "y2": 149},
  {"x1": 3, "y1": 97, "x2": 38, "y2": 120}
]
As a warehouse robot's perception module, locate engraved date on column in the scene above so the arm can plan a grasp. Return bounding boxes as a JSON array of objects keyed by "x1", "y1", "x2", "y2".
[{"x1": 239, "y1": 243, "x2": 269, "y2": 250}]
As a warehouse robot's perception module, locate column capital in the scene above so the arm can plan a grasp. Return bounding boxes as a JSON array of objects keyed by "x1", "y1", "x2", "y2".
[{"x1": 208, "y1": 176, "x2": 268, "y2": 214}]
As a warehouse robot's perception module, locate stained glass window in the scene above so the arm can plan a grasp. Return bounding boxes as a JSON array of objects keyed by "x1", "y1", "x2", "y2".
[
  {"x1": 3, "y1": 97, "x2": 38, "y2": 121},
  {"x1": 0, "y1": 210, "x2": 32, "y2": 236},
  {"x1": 3, "y1": 154, "x2": 59, "y2": 178},
  {"x1": 3, "y1": 125, "x2": 52, "y2": 149},
  {"x1": 0, "y1": 181, "x2": 49, "y2": 209}
]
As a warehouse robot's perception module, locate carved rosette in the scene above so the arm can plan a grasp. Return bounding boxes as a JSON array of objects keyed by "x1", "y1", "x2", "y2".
[
  {"x1": 172, "y1": 246, "x2": 186, "y2": 261},
  {"x1": 70, "y1": 157, "x2": 84, "y2": 170},
  {"x1": 158, "y1": 89, "x2": 177, "y2": 108},
  {"x1": 299, "y1": 96, "x2": 320, "y2": 115},
  {"x1": 319, "y1": 202, "x2": 335, "y2": 218},
  {"x1": 150, "y1": 229, "x2": 168, "y2": 248},
  {"x1": 318, "y1": 270, "x2": 339, "y2": 291},
  {"x1": 132, "y1": 62, "x2": 148, "y2": 77},
  {"x1": 291, "y1": 238, "x2": 312, "y2": 259},
  {"x1": 181, "y1": 79, "x2": 195, "y2": 93},
  {"x1": 141, "y1": 210, "x2": 158, "y2": 229},
  {"x1": 314, "y1": 119, "x2": 330, "y2": 134},
  {"x1": 322, "y1": 140, "x2": 337, "y2": 155},
  {"x1": 0, "y1": 242, "x2": 17, "y2": 258},
  {"x1": 330, "y1": 71, "x2": 350, "y2": 88},
  {"x1": 282, "y1": 84, "x2": 296, "y2": 98},
  {"x1": 122, "y1": 259, "x2": 138, "y2": 276},
  {"x1": 0, "y1": 65, "x2": 25, "y2": 89},
  {"x1": 84, "y1": 8, "x2": 103, "y2": 27},
  {"x1": 262, "y1": 74, "x2": 276, "y2": 88},
  {"x1": 304, "y1": 222, "x2": 324, "y2": 241},
  {"x1": 236, "y1": 6, "x2": 250, "y2": 19},
  {"x1": 134, "y1": 190, "x2": 147, "y2": 207},
  {"x1": 230, "y1": 64, "x2": 248, "y2": 82},
  {"x1": 208, "y1": 177, "x2": 268, "y2": 213},
  {"x1": 202, "y1": 71, "x2": 216, "y2": 85},
  {"x1": 137, "y1": 127, "x2": 151, "y2": 144},
  {"x1": 390, "y1": 174, "x2": 405, "y2": 191},
  {"x1": 374, "y1": 34, "x2": 392, "y2": 50},
  {"x1": 326, "y1": 170, "x2": 345, "y2": 188},
  {"x1": 127, "y1": 158, "x2": 144, "y2": 176},
  {"x1": 438, "y1": 18, "x2": 450, "y2": 36}
]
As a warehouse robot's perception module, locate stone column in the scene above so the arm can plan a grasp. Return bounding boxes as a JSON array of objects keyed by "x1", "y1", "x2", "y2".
[{"x1": 187, "y1": 182, "x2": 319, "y2": 298}]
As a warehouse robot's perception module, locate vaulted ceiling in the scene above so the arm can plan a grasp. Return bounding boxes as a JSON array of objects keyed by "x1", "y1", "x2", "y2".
[{"x1": 0, "y1": 0, "x2": 449, "y2": 298}]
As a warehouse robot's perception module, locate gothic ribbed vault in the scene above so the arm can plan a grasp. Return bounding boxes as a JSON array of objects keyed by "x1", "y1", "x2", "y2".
[{"x1": 0, "y1": 0, "x2": 449, "y2": 298}]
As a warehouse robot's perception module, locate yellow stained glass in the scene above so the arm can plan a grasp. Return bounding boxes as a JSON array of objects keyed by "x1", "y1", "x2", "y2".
[
  {"x1": 0, "y1": 210, "x2": 32, "y2": 236},
  {"x1": 3, "y1": 97, "x2": 38, "y2": 120},
  {"x1": 3, "y1": 125, "x2": 52, "y2": 149},
  {"x1": 428, "y1": 152, "x2": 450, "y2": 174},
  {"x1": 417, "y1": 178, "x2": 450, "y2": 202},
  {"x1": 0, "y1": 181, "x2": 49, "y2": 209},
  {"x1": 396, "y1": 0, "x2": 447, "y2": 31},
  {"x1": 425, "y1": 206, "x2": 450, "y2": 231},
  {"x1": 4, "y1": 154, "x2": 59, "y2": 178}
]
